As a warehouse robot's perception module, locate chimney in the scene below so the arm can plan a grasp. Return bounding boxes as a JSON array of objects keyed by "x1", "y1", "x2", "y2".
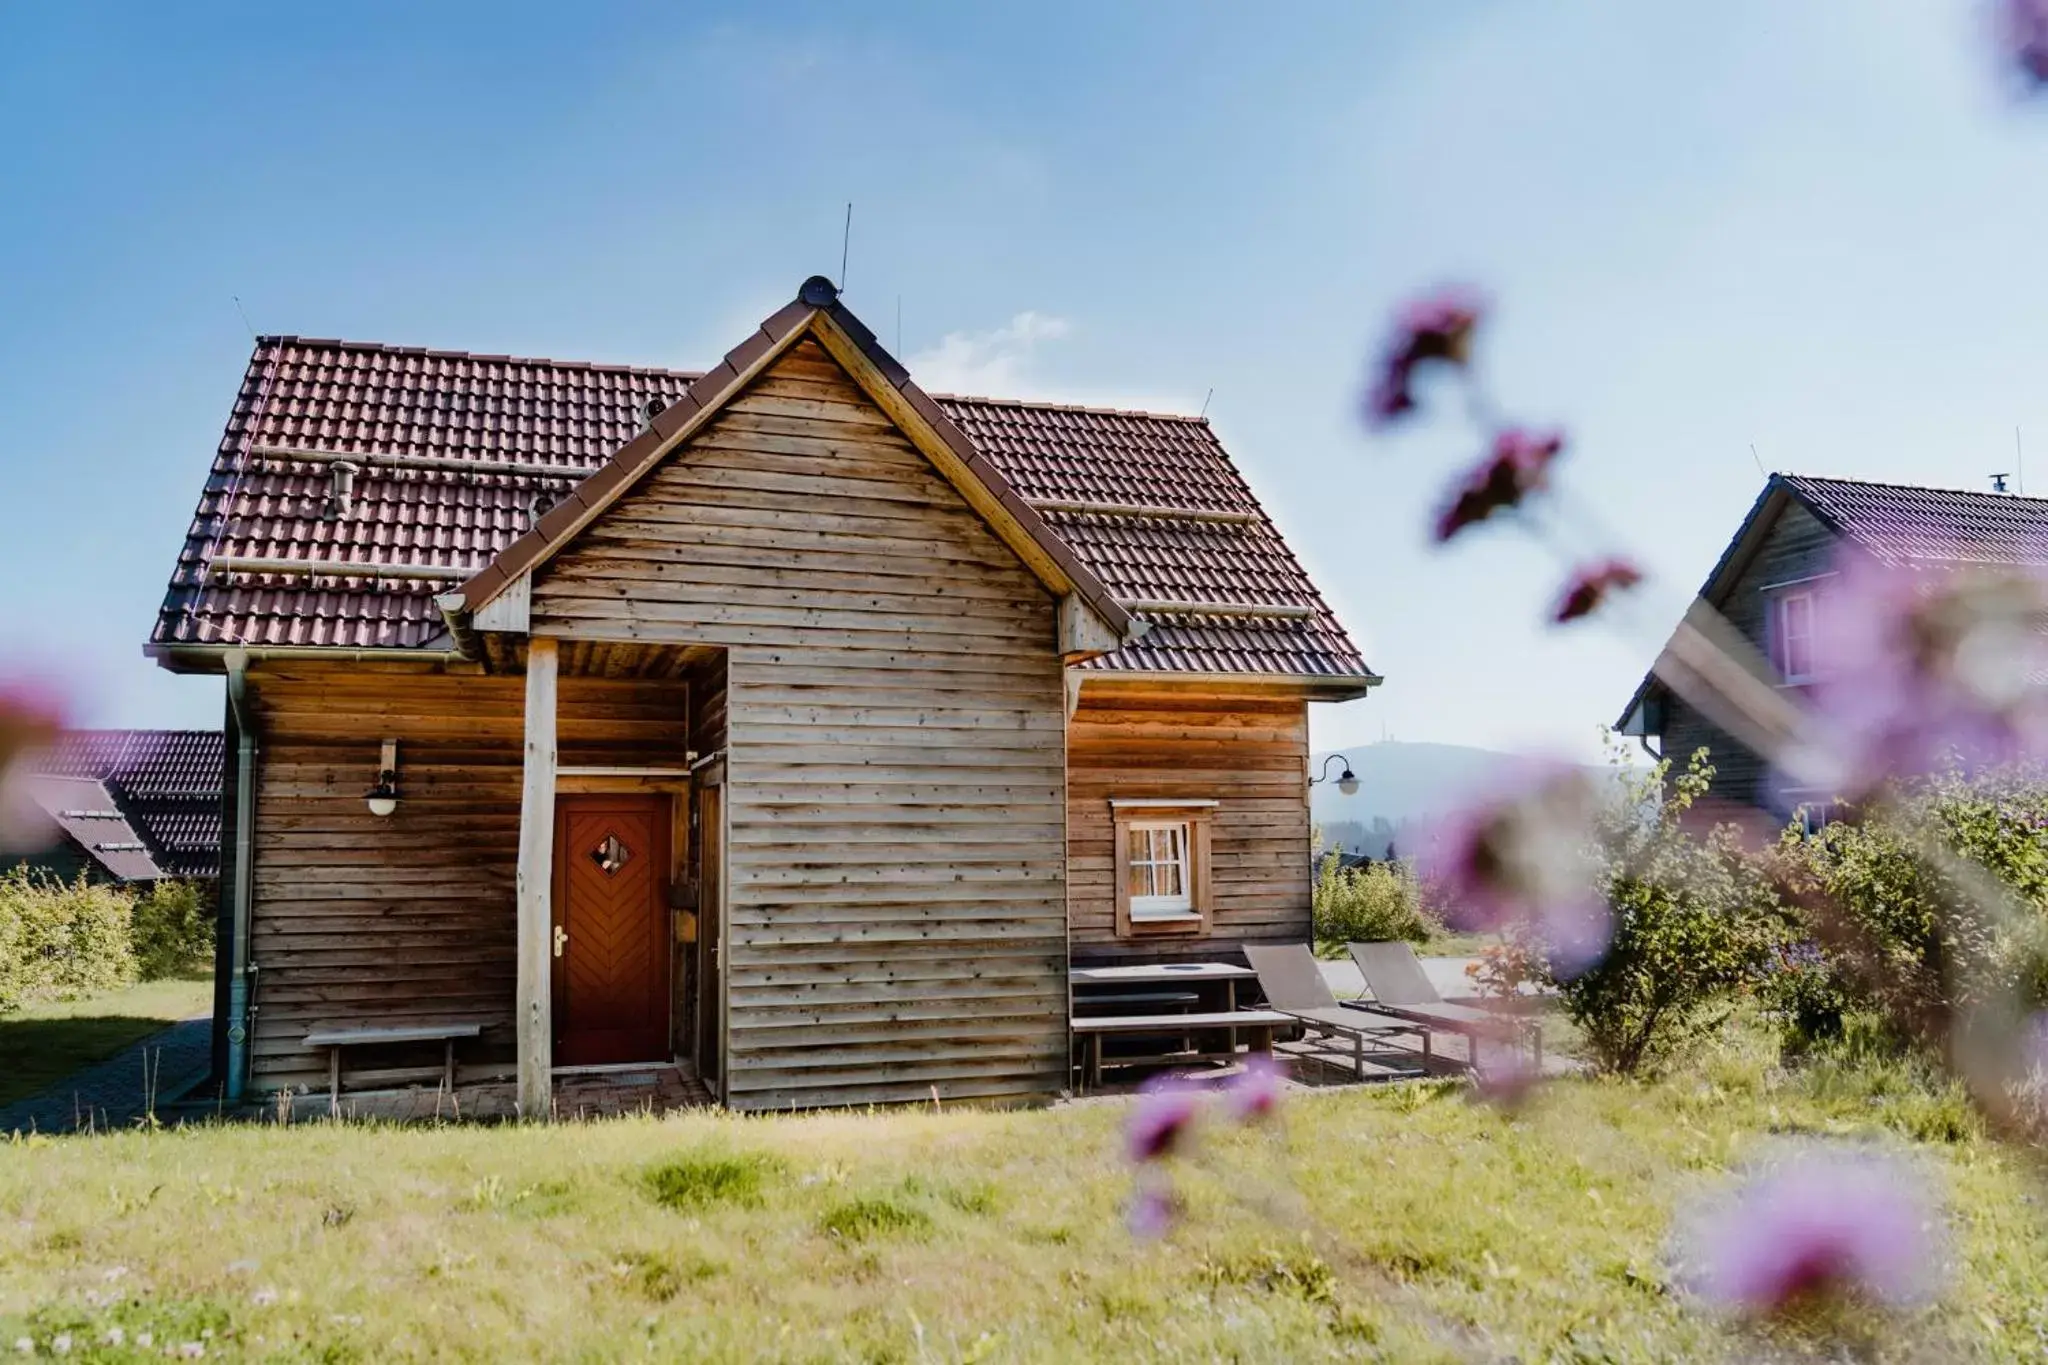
[{"x1": 324, "y1": 461, "x2": 360, "y2": 519}]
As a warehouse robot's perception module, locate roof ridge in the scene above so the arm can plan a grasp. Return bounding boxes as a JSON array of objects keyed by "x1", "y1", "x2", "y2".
[
  {"x1": 255, "y1": 337, "x2": 1215, "y2": 423},
  {"x1": 259, "y1": 335, "x2": 707, "y2": 381},
  {"x1": 1781, "y1": 471, "x2": 2048, "y2": 506},
  {"x1": 935, "y1": 391, "x2": 1211, "y2": 423}
]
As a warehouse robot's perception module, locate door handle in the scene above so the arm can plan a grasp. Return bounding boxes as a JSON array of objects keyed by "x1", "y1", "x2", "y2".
[{"x1": 553, "y1": 925, "x2": 568, "y2": 958}]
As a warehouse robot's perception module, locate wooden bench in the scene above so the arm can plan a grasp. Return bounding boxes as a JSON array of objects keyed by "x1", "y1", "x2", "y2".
[
  {"x1": 1070, "y1": 1009, "x2": 1294, "y2": 1090},
  {"x1": 303, "y1": 1024, "x2": 483, "y2": 1106},
  {"x1": 1071, "y1": 990, "x2": 1201, "y2": 1015}
]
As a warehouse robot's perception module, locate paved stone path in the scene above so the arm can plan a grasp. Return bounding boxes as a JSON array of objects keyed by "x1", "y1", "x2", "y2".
[{"x1": 0, "y1": 1017, "x2": 213, "y2": 1136}]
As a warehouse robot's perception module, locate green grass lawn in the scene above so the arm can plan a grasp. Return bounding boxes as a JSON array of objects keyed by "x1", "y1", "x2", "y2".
[
  {"x1": 2, "y1": 1029, "x2": 2045, "y2": 1362},
  {"x1": 0, "y1": 977, "x2": 211, "y2": 1107}
]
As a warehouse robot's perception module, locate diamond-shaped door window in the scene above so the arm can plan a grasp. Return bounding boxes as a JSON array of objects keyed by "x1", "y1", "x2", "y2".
[{"x1": 591, "y1": 833, "x2": 631, "y2": 876}]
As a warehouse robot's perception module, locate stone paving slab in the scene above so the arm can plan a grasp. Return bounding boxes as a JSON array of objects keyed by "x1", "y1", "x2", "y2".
[{"x1": 0, "y1": 1016, "x2": 213, "y2": 1136}]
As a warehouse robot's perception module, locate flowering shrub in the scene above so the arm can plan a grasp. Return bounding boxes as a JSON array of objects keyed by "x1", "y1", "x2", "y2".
[
  {"x1": 1310, "y1": 851, "x2": 1435, "y2": 952},
  {"x1": 131, "y1": 879, "x2": 214, "y2": 980},
  {"x1": 0, "y1": 867, "x2": 138, "y2": 1012}
]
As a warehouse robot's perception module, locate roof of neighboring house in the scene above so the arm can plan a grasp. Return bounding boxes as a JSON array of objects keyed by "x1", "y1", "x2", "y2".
[
  {"x1": 28, "y1": 730, "x2": 223, "y2": 879},
  {"x1": 1615, "y1": 473, "x2": 2048, "y2": 734},
  {"x1": 147, "y1": 284, "x2": 1374, "y2": 689},
  {"x1": 1778, "y1": 473, "x2": 2048, "y2": 566},
  {"x1": 22, "y1": 775, "x2": 165, "y2": 882}
]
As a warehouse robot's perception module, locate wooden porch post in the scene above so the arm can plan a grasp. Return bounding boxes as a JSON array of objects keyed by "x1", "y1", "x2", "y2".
[{"x1": 516, "y1": 637, "x2": 559, "y2": 1118}]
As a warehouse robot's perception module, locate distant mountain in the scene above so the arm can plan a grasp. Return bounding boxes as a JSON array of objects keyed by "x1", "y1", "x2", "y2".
[{"x1": 1310, "y1": 741, "x2": 1613, "y2": 859}]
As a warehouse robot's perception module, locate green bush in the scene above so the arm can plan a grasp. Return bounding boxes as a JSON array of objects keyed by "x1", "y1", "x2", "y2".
[
  {"x1": 1766, "y1": 766, "x2": 2048, "y2": 1058},
  {"x1": 0, "y1": 867, "x2": 138, "y2": 1012},
  {"x1": 131, "y1": 879, "x2": 214, "y2": 980},
  {"x1": 1312, "y1": 851, "x2": 1436, "y2": 953},
  {"x1": 1491, "y1": 747, "x2": 1784, "y2": 1075}
]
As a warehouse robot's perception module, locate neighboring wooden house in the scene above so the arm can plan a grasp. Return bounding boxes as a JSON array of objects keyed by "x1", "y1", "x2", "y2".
[
  {"x1": 17, "y1": 730, "x2": 223, "y2": 885},
  {"x1": 1616, "y1": 473, "x2": 2048, "y2": 823},
  {"x1": 149, "y1": 277, "x2": 1377, "y2": 1112}
]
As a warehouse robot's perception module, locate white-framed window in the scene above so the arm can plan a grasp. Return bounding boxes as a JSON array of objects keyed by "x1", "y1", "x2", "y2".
[
  {"x1": 1780, "y1": 790, "x2": 1838, "y2": 835},
  {"x1": 1772, "y1": 587, "x2": 1819, "y2": 684},
  {"x1": 1125, "y1": 821, "x2": 1193, "y2": 919}
]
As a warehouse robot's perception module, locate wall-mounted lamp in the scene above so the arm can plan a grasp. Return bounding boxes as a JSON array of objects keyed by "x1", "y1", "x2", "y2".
[
  {"x1": 1310, "y1": 753, "x2": 1359, "y2": 797},
  {"x1": 365, "y1": 738, "x2": 401, "y2": 817}
]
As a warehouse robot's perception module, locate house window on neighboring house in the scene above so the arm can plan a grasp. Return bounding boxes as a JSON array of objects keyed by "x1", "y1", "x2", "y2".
[
  {"x1": 1781, "y1": 791, "x2": 1838, "y2": 835},
  {"x1": 1111, "y1": 800, "x2": 1216, "y2": 937},
  {"x1": 1772, "y1": 588, "x2": 1820, "y2": 684}
]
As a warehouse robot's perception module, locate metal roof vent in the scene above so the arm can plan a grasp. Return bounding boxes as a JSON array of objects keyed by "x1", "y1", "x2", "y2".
[
  {"x1": 1991, "y1": 472, "x2": 2012, "y2": 494},
  {"x1": 324, "y1": 461, "x2": 360, "y2": 520},
  {"x1": 641, "y1": 396, "x2": 667, "y2": 429}
]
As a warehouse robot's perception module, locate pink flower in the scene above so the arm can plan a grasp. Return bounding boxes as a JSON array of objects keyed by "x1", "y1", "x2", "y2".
[
  {"x1": 1418, "y1": 762, "x2": 1612, "y2": 977},
  {"x1": 1795, "y1": 553, "x2": 2048, "y2": 798},
  {"x1": 0, "y1": 681, "x2": 64, "y2": 853},
  {"x1": 1432, "y1": 429, "x2": 1565, "y2": 543},
  {"x1": 1125, "y1": 1074, "x2": 1202, "y2": 1164},
  {"x1": 2002, "y1": 0, "x2": 2048, "y2": 87},
  {"x1": 1127, "y1": 1180, "x2": 1181, "y2": 1241},
  {"x1": 1471, "y1": 1047, "x2": 1541, "y2": 1111},
  {"x1": 1363, "y1": 287, "x2": 1484, "y2": 428},
  {"x1": 1553, "y1": 558, "x2": 1644, "y2": 625},
  {"x1": 1680, "y1": 1145, "x2": 1941, "y2": 1316},
  {"x1": 1222, "y1": 1053, "x2": 1284, "y2": 1124}
]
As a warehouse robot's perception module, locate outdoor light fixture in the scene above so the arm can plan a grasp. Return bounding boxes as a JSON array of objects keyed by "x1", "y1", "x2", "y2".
[
  {"x1": 365, "y1": 738, "x2": 401, "y2": 817},
  {"x1": 1311, "y1": 753, "x2": 1360, "y2": 797}
]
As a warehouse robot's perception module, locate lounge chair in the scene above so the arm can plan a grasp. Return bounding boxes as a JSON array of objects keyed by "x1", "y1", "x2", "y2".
[
  {"x1": 1345, "y1": 941, "x2": 1541, "y2": 1068},
  {"x1": 1240, "y1": 944, "x2": 1428, "y2": 1078}
]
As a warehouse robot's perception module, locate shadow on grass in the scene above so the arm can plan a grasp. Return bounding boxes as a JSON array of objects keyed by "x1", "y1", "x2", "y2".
[{"x1": 0, "y1": 1014, "x2": 176, "y2": 1107}]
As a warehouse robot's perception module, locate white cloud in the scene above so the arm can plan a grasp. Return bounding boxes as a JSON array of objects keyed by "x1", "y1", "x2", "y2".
[{"x1": 905, "y1": 311, "x2": 1072, "y2": 396}]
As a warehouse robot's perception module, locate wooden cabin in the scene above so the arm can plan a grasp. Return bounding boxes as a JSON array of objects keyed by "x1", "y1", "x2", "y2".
[{"x1": 149, "y1": 277, "x2": 1377, "y2": 1113}]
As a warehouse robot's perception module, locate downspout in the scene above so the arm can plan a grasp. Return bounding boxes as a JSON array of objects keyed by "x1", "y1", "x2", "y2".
[{"x1": 224, "y1": 649, "x2": 258, "y2": 1101}]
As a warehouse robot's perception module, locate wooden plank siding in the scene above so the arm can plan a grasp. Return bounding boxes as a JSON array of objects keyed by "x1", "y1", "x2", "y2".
[
  {"x1": 242, "y1": 661, "x2": 686, "y2": 1092},
  {"x1": 1660, "y1": 501, "x2": 1839, "y2": 809},
  {"x1": 529, "y1": 338, "x2": 1070, "y2": 1111},
  {"x1": 1067, "y1": 683, "x2": 1312, "y2": 961}
]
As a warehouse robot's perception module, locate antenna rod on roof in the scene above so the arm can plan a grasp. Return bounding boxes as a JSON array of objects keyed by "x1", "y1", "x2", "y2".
[
  {"x1": 1749, "y1": 443, "x2": 1766, "y2": 479},
  {"x1": 2019, "y1": 426, "x2": 2026, "y2": 495},
  {"x1": 839, "y1": 203, "x2": 852, "y2": 294},
  {"x1": 1199, "y1": 388, "x2": 1213, "y2": 419},
  {"x1": 232, "y1": 295, "x2": 255, "y2": 342}
]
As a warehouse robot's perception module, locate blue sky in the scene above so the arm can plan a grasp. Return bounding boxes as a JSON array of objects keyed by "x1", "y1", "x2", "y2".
[{"x1": 0, "y1": 3, "x2": 2040, "y2": 760}]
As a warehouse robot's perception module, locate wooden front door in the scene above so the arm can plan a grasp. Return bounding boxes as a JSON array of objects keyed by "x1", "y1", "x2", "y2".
[{"x1": 552, "y1": 794, "x2": 671, "y2": 1066}]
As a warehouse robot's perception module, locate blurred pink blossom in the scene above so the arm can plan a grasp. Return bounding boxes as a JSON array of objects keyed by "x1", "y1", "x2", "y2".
[
  {"x1": 1471, "y1": 1047, "x2": 1541, "y2": 1111},
  {"x1": 1364, "y1": 287, "x2": 1484, "y2": 428},
  {"x1": 1222, "y1": 1052, "x2": 1284, "y2": 1124},
  {"x1": 2003, "y1": 0, "x2": 2048, "y2": 86},
  {"x1": 1680, "y1": 1145, "x2": 1942, "y2": 1317},
  {"x1": 1418, "y1": 762, "x2": 1612, "y2": 977},
  {"x1": 1798, "y1": 554, "x2": 2048, "y2": 797},
  {"x1": 1127, "y1": 1180, "x2": 1180, "y2": 1240},
  {"x1": 0, "y1": 681, "x2": 65, "y2": 853},
  {"x1": 1125, "y1": 1074, "x2": 1202, "y2": 1164},
  {"x1": 1433, "y1": 429, "x2": 1564, "y2": 543},
  {"x1": 1553, "y1": 558, "x2": 1644, "y2": 625}
]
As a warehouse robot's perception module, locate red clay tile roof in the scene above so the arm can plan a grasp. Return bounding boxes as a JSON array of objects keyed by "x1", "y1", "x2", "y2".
[
  {"x1": 151, "y1": 332, "x2": 1373, "y2": 685},
  {"x1": 1780, "y1": 474, "x2": 2048, "y2": 566},
  {"x1": 31, "y1": 730, "x2": 223, "y2": 878}
]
